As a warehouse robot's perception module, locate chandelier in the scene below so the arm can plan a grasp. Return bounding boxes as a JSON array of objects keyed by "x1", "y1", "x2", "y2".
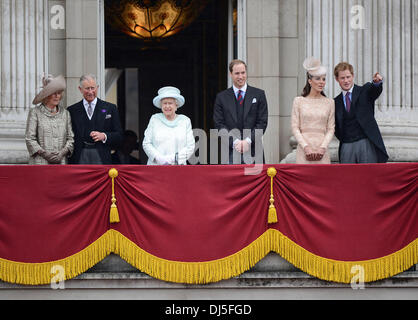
[{"x1": 105, "y1": 0, "x2": 209, "y2": 40}]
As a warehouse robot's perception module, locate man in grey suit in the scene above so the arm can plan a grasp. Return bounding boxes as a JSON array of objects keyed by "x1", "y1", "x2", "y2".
[
  {"x1": 213, "y1": 60, "x2": 268, "y2": 164},
  {"x1": 333, "y1": 62, "x2": 388, "y2": 163}
]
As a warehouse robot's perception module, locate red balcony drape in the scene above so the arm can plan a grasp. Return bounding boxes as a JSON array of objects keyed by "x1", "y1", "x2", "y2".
[{"x1": 0, "y1": 163, "x2": 416, "y2": 285}]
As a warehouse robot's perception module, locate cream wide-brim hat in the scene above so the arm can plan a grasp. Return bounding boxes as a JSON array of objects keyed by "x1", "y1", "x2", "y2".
[
  {"x1": 152, "y1": 86, "x2": 185, "y2": 109},
  {"x1": 303, "y1": 57, "x2": 327, "y2": 77},
  {"x1": 32, "y1": 74, "x2": 66, "y2": 105}
]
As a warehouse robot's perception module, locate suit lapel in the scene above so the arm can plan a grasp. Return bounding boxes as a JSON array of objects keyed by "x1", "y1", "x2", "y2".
[
  {"x1": 226, "y1": 88, "x2": 238, "y2": 123},
  {"x1": 75, "y1": 100, "x2": 86, "y2": 119},
  {"x1": 93, "y1": 99, "x2": 105, "y2": 128},
  {"x1": 74, "y1": 100, "x2": 89, "y2": 138},
  {"x1": 335, "y1": 93, "x2": 344, "y2": 127},
  {"x1": 351, "y1": 85, "x2": 360, "y2": 110},
  {"x1": 76, "y1": 100, "x2": 91, "y2": 122},
  {"x1": 243, "y1": 86, "x2": 253, "y2": 120}
]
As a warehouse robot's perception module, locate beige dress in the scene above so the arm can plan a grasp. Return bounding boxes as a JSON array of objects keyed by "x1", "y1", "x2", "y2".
[
  {"x1": 291, "y1": 96, "x2": 335, "y2": 164},
  {"x1": 25, "y1": 104, "x2": 74, "y2": 164}
]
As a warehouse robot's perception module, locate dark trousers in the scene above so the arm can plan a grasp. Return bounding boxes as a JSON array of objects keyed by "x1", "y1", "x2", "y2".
[{"x1": 79, "y1": 148, "x2": 103, "y2": 164}]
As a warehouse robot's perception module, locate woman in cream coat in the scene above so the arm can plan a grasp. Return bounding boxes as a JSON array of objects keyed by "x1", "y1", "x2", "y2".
[
  {"x1": 143, "y1": 86, "x2": 195, "y2": 165},
  {"x1": 25, "y1": 74, "x2": 74, "y2": 164}
]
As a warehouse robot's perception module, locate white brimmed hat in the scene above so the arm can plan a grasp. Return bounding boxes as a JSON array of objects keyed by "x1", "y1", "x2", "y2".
[
  {"x1": 303, "y1": 57, "x2": 327, "y2": 77},
  {"x1": 152, "y1": 86, "x2": 185, "y2": 108},
  {"x1": 32, "y1": 74, "x2": 66, "y2": 105}
]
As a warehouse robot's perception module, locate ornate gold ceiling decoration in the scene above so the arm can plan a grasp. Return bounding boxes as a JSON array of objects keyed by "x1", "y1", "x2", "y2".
[{"x1": 105, "y1": 0, "x2": 210, "y2": 40}]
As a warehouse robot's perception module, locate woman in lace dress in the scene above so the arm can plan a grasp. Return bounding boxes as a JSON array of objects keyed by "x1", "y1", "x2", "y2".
[{"x1": 291, "y1": 57, "x2": 335, "y2": 164}]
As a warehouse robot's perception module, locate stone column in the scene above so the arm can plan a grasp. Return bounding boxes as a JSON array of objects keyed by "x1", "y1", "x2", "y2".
[
  {"x1": 246, "y1": 0, "x2": 280, "y2": 163},
  {"x1": 277, "y1": 0, "x2": 306, "y2": 162},
  {"x1": 283, "y1": 0, "x2": 418, "y2": 162},
  {"x1": 0, "y1": 0, "x2": 49, "y2": 163},
  {"x1": 63, "y1": 0, "x2": 105, "y2": 106}
]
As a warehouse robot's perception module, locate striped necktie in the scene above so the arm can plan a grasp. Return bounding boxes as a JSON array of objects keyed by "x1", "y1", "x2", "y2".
[{"x1": 237, "y1": 90, "x2": 244, "y2": 105}]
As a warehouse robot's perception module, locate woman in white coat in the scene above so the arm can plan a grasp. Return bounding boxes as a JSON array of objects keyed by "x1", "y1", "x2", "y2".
[{"x1": 143, "y1": 86, "x2": 195, "y2": 165}]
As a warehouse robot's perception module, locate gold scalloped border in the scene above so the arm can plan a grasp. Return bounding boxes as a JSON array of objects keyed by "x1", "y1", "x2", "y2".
[{"x1": 0, "y1": 229, "x2": 416, "y2": 285}]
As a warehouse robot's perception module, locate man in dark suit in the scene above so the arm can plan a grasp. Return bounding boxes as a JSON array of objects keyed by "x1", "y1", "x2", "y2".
[
  {"x1": 333, "y1": 62, "x2": 388, "y2": 163},
  {"x1": 68, "y1": 74, "x2": 123, "y2": 164},
  {"x1": 213, "y1": 59, "x2": 268, "y2": 164}
]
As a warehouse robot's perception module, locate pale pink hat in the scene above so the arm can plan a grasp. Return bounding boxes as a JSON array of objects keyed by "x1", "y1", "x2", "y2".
[
  {"x1": 303, "y1": 57, "x2": 327, "y2": 77},
  {"x1": 32, "y1": 74, "x2": 66, "y2": 105}
]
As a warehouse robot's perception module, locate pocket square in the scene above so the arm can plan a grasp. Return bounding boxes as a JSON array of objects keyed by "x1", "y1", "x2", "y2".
[
  {"x1": 105, "y1": 114, "x2": 112, "y2": 119},
  {"x1": 252, "y1": 98, "x2": 257, "y2": 103}
]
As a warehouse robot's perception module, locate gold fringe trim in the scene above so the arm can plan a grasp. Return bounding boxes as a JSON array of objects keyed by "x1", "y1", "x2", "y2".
[
  {"x1": 111, "y1": 230, "x2": 273, "y2": 284},
  {"x1": 0, "y1": 232, "x2": 113, "y2": 285},
  {"x1": 0, "y1": 229, "x2": 416, "y2": 285},
  {"x1": 112, "y1": 229, "x2": 418, "y2": 284},
  {"x1": 268, "y1": 229, "x2": 418, "y2": 284}
]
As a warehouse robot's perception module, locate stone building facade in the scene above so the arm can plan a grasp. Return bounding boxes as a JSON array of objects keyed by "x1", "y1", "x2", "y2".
[{"x1": 1, "y1": 0, "x2": 417, "y2": 164}]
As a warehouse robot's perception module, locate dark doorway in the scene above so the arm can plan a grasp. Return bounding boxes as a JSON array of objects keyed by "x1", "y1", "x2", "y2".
[{"x1": 105, "y1": 0, "x2": 229, "y2": 164}]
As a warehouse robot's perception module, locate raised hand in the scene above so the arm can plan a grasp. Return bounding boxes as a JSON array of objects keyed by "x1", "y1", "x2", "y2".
[{"x1": 373, "y1": 72, "x2": 383, "y2": 83}]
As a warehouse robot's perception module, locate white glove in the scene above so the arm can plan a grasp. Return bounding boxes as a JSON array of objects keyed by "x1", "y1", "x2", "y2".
[
  {"x1": 155, "y1": 154, "x2": 175, "y2": 165},
  {"x1": 165, "y1": 154, "x2": 175, "y2": 165},
  {"x1": 155, "y1": 155, "x2": 167, "y2": 165}
]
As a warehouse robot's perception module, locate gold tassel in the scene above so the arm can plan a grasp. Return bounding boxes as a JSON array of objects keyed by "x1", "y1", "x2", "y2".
[
  {"x1": 108, "y1": 168, "x2": 120, "y2": 223},
  {"x1": 267, "y1": 167, "x2": 278, "y2": 224}
]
